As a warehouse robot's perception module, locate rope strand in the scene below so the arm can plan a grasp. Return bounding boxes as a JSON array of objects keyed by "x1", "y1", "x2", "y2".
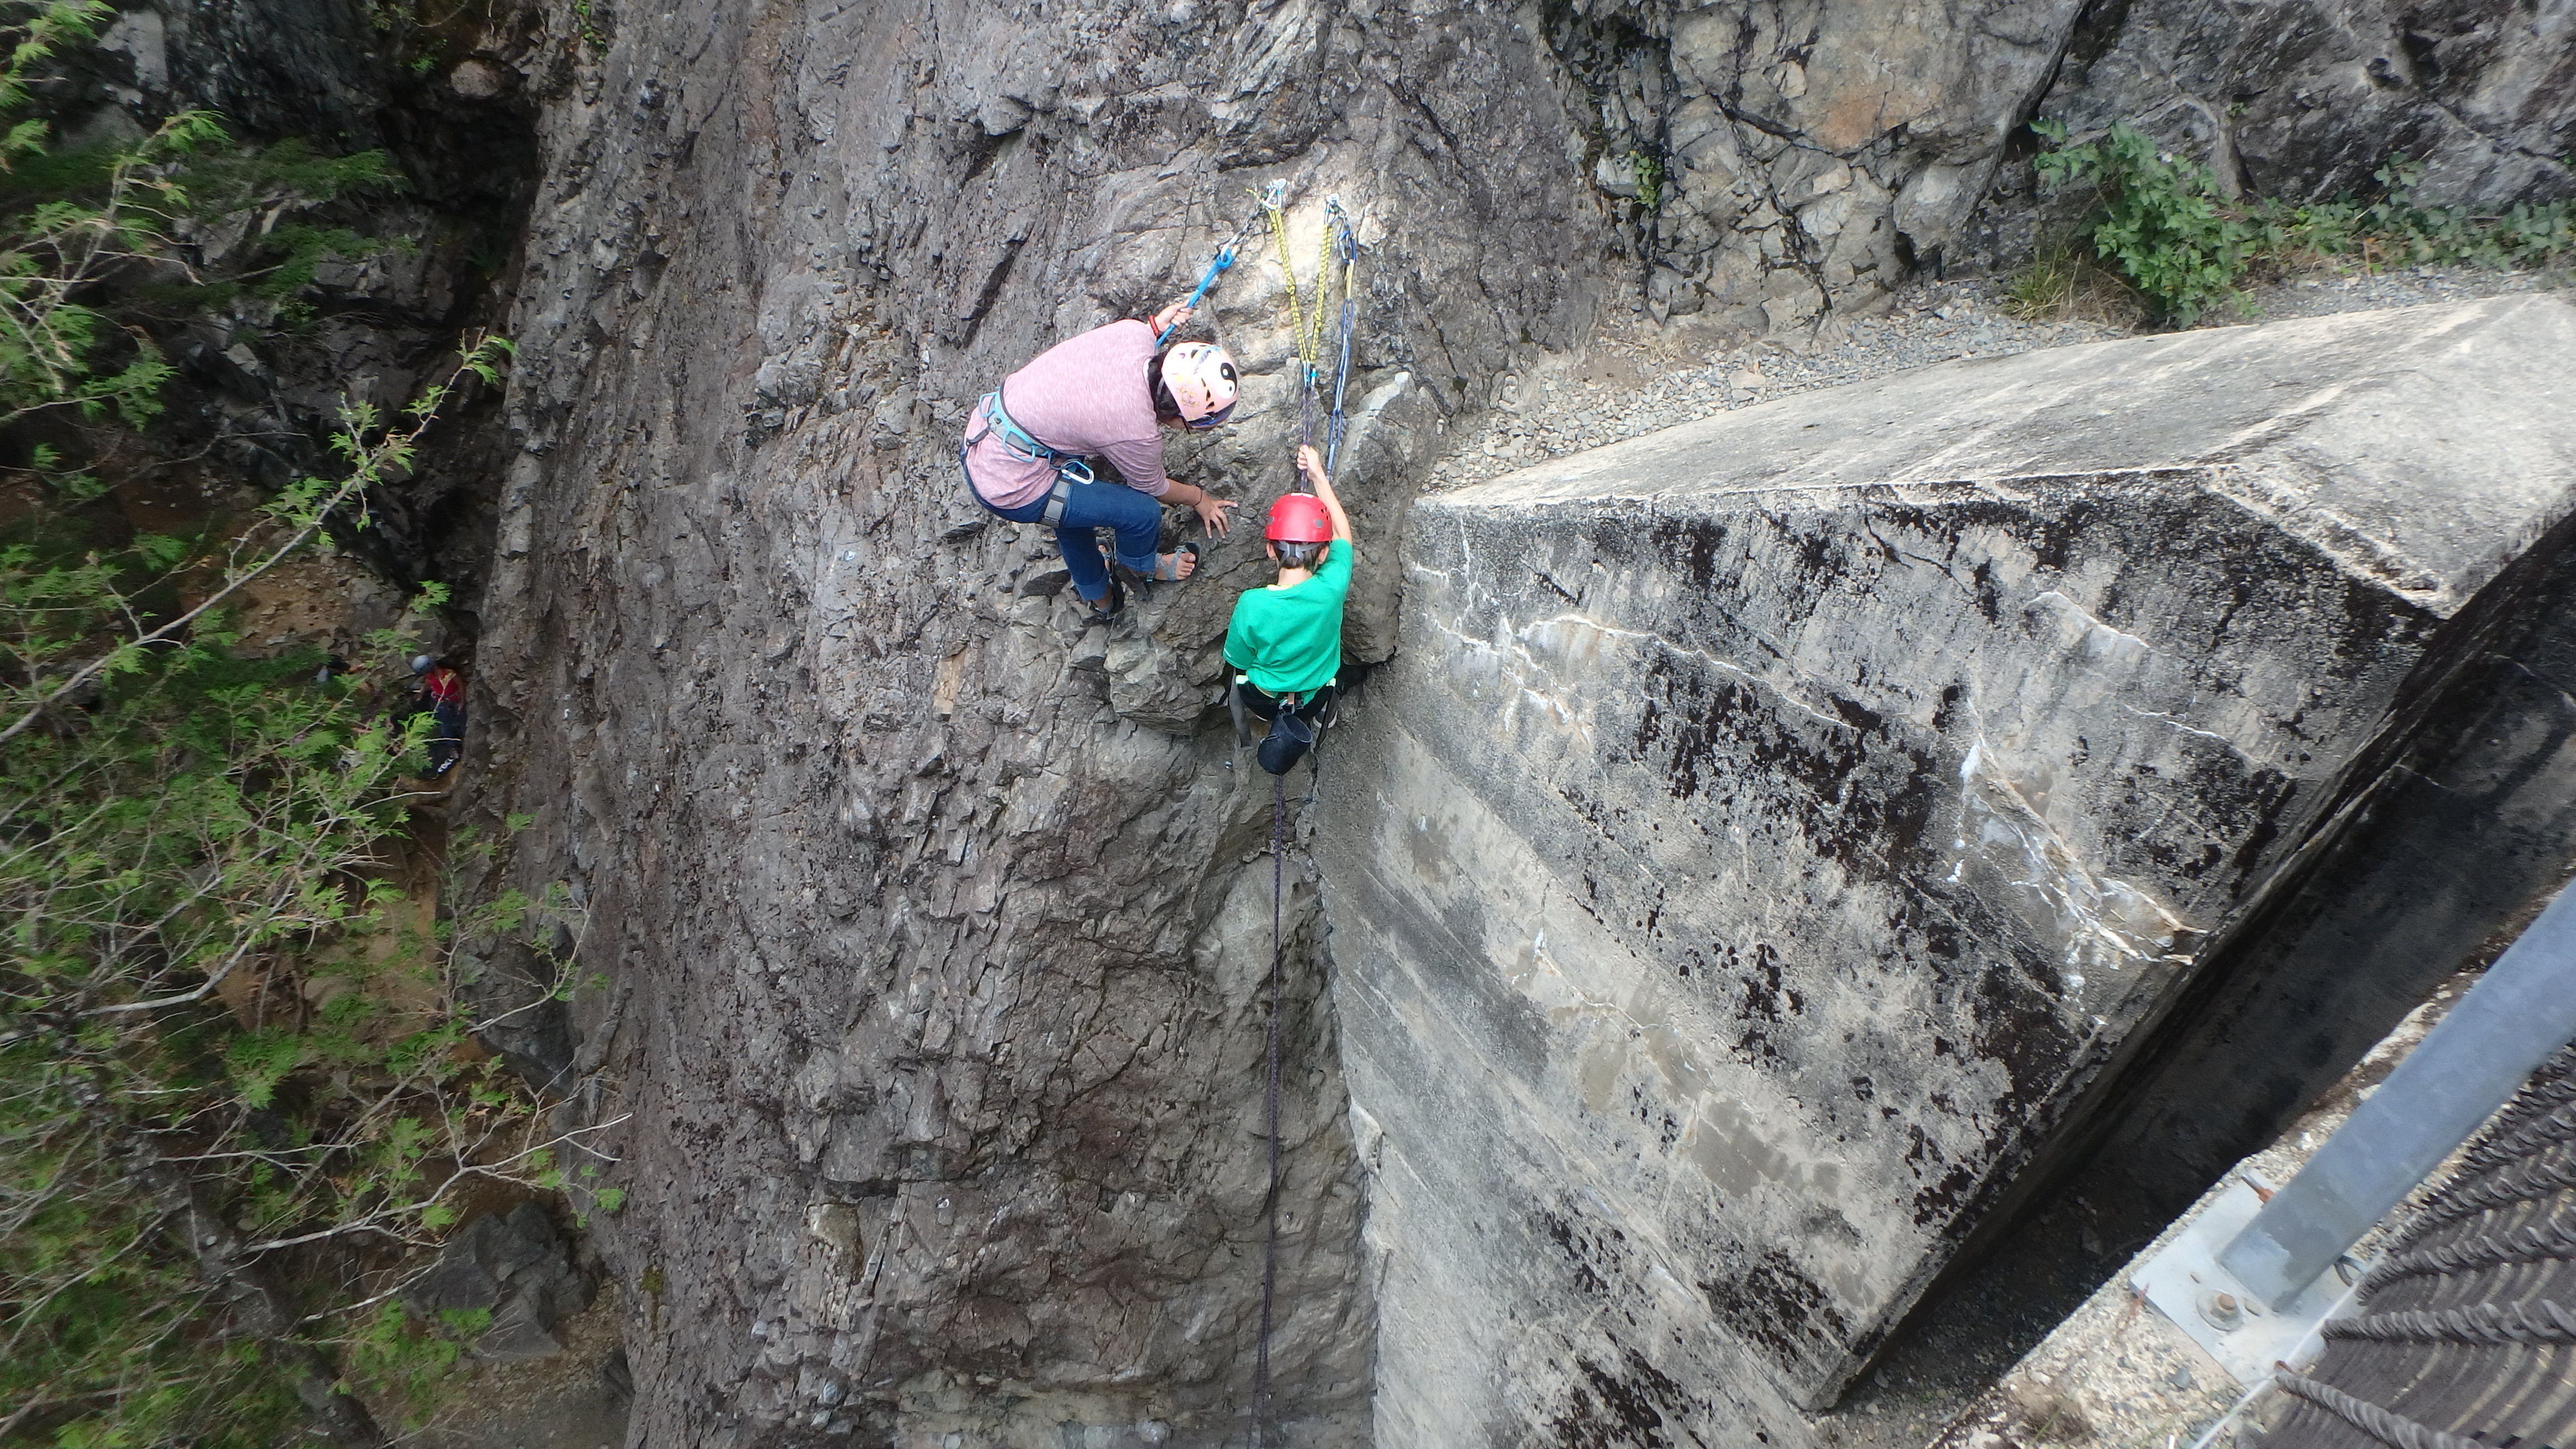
[{"x1": 1252, "y1": 773, "x2": 1287, "y2": 1447}]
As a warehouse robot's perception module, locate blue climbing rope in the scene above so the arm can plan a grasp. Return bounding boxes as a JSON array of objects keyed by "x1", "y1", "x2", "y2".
[
  {"x1": 1322, "y1": 198, "x2": 1362, "y2": 473},
  {"x1": 1252, "y1": 771, "x2": 1287, "y2": 1447},
  {"x1": 1160, "y1": 185, "x2": 1282, "y2": 347}
]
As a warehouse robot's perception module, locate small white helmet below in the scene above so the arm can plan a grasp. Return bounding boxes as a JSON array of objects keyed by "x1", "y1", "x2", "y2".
[{"x1": 410, "y1": 655, "x2": 434, "y2": 674}]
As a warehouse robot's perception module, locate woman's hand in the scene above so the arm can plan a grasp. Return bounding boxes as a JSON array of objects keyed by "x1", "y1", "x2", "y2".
[
  {"x1": 1191, "y1": 489, "x2": 1237, "y2": 537},
  {"x1": 1150, "y1": 299, "x2": 1195, "y2": 336}
]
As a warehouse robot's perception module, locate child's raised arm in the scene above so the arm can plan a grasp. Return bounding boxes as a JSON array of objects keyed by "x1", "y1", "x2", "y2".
[{"x1": 1296, "y1": 445, "x2": 1355, "y2": 543}]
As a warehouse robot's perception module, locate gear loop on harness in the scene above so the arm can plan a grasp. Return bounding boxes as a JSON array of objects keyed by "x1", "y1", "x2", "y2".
[{"x1": 966, "y1": 390, "x2": 1096, "y2": 504}]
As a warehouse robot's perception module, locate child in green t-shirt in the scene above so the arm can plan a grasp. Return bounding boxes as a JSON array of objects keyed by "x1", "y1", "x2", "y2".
[{"x1": 1225, "y1": 444, "x2": 1353, "y2": 737}]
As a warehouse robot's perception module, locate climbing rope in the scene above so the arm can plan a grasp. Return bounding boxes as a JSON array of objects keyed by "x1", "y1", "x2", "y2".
[
  {"x1": 1160, "y1": 185, "x2": 1279, "y2": 348},
  {"x1": 1244, "y1": 192, "x2": 1365, "y2": 1444},
  {"x1": 1262, "y1": 190, "x2": 1365, "y2": 491},
  {"x1": 1251, "y1": 771, "x2": 1288, "y2": 1447}
]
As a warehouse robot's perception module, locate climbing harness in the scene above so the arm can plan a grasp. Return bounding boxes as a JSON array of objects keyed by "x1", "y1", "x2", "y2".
[
  {"x1": 963, "y1": 390, "x2": 1093, "y2": 524},
  {"x1": 1230, "y1": 681, "x2": 1327, "y2": 775}
]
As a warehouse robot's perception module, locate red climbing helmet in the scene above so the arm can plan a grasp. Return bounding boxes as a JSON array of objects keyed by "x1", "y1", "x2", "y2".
[{"x1": 1266, "y1": 491, "x2": 1332, "y2": 544}]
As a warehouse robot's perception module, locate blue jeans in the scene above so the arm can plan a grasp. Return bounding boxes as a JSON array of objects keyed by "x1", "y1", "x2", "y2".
[
  {"x1": 428, "y1": 702, "x2": 466, "y2": 776},
  {"x1": 961, "y1": 449, "x2": 1162, "y2": 602}
]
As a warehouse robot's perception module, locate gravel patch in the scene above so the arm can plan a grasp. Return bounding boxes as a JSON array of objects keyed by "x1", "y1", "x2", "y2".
[
  {"x1": 1424, "y1": 264, "x2": 2565, "y2": 494},
  {"x1": 2239, "y1": 263, "x2": 2561, "y2": 320}
]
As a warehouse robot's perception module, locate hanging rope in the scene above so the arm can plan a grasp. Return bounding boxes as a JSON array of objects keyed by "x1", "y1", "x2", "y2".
[
  {"x1": 1251, "y1": 772, "x2": 1288, "y2": 1447},
  {"x1": 1322, "y1": 198, "x2": 1362, "y2": 473},
  {"x1": 1264, "y1": 191, "x2": 1364, "y2": 494},
  {"x1": 1246, "y1": 190, "x2": 1364, "y2": 1445},
  {"x1": 1162, "y1": 185, "x2": 1280, "y2": 347}
]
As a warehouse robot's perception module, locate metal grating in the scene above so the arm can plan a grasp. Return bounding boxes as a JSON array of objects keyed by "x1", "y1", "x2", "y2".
[{"x1": 2259, "y1": 1043, "x2": 2576, "y2": 1449}]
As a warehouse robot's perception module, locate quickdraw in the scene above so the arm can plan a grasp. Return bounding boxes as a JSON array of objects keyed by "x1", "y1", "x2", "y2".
[
  {"x1": 1261, "y1": 190, "x2": 1365, "y2": 494},
  {"x1": 1322, "y1": 197, "x2": 1362, "y2": 472},
  {"x1": 1161, "y1": 183, "x2": 1282, "y2": 348}
]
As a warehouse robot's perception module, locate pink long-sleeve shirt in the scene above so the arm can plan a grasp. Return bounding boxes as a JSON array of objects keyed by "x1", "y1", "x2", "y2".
[{"x1": 962, "y1": 319, "x2": 1172, "y2": 510}]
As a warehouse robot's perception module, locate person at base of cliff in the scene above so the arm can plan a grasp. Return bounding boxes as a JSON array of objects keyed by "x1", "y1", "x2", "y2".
[
  {"x1": 1224, "y1": 444, "x2": 1352, "y2": 773},
  {"x1": 410, "y1": 654, "x2": 466, "y2": 778},
  {"x1": 960, "y1": 298, "x2": 1240, "y2": 619}
]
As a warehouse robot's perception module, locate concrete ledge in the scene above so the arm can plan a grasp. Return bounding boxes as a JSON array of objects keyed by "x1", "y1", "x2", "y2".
[{"x1": 1317, "y1": 297, "x2": 2576, "y2": 1445}]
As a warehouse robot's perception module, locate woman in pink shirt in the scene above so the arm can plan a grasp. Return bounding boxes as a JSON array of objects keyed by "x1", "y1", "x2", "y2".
[{"x1": 960, "y1": 299, "x2": 1240, "y2": 617}]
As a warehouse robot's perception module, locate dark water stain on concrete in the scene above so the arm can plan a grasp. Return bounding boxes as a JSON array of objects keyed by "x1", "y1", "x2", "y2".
[{"x1": 1549, "y1": 1346, "x2": 1701, "y2": 1448}]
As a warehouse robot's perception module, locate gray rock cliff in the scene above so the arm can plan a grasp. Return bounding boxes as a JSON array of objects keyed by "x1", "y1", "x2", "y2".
[
  {"x1": 465, "y1": 1, "x2": 1615, "y2": 1443},
  {"x1": 448, "y1": 0, "x2": 2576, "y2": 1440}
]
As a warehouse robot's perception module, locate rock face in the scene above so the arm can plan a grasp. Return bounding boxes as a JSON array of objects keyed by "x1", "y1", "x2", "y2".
[
  {"x1": 2077, "y1": 508, "x2": 2576, "y2": 1248},
  {"x1": 1314, "y1": 297, "x2": 2576, "y2": 1442},
  {"x1": 405, "y1": 1202, "x2": 595, "y2": 1362},
  {"x1": 463, "y1": 1, "x2": 1619, "y2": 1444},
  {"x1": 454, "y1": 0, "x2": 2576, "y2": 1435},
  {"x1": 1555, "y1": 0, "x2": 2573, "y2": 328},
  {"x1": 76, "y1": 0, "x2": 543, "y2": 602},
  {"x1": 2038, "y1": 0, "x2": 2576, "y2": 209}
]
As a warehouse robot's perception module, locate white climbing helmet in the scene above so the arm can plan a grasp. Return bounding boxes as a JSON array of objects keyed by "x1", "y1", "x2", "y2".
[
  {"x1": 1156, "y1": 342, "x2": 1239, "y2": 429},
  {"x1": 410, "y1": 655, "x2": 434, "y2": 674}
]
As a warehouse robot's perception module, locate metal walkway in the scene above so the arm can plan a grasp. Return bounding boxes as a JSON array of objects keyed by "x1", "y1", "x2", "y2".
[{"x1": 2261, "y1": 1043, "x2": 2576, "y2": 1449}]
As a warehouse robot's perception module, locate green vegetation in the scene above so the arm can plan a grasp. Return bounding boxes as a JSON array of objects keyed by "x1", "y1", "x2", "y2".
[
  {"x1": 0, "y1": 4, "x2": 568, "y2": 1443},
  {"x1": 1628, "y1": 148, "x2": 1664, "y2": 213},
  {"x1": 2022, "y1": 118, "x2": 2576, "y2": 326}
]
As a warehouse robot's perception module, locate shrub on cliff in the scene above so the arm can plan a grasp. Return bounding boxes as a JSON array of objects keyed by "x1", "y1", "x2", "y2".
[
  {"x1": 0, "y1": 5, "x2": 575, "y2": 1443},
  {"x1": 2023, "y1": 119, "x2": 2576, "y2": 326}
]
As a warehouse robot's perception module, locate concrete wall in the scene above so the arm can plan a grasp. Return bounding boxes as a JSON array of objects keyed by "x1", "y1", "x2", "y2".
[{"x1": 1315, "y1": 297, "x2": 2576, "y2": 1445}]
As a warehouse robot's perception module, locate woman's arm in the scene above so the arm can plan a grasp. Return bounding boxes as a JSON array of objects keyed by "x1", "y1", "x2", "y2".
[
  {"x1": 1162, "y1": 478, "x2": 1236, "y2": 537},
  {"x1": 1101, "y1": 434, "x2": 1233, "y2": 537}
]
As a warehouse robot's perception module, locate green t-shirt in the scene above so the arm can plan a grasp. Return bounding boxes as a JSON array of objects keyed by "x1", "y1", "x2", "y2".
[{"x1": 1224, "y1": 539, "x2": 1352, "y2": 697}]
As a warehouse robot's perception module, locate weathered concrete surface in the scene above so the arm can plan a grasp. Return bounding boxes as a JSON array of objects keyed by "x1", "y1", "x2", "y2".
[
  {"x1": 2069, "y1": 485, "x2": 2576, "y2": 1248},
  {"x1": 1316, "y1": 296, "x2": 2576, "y2": 1443}
]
